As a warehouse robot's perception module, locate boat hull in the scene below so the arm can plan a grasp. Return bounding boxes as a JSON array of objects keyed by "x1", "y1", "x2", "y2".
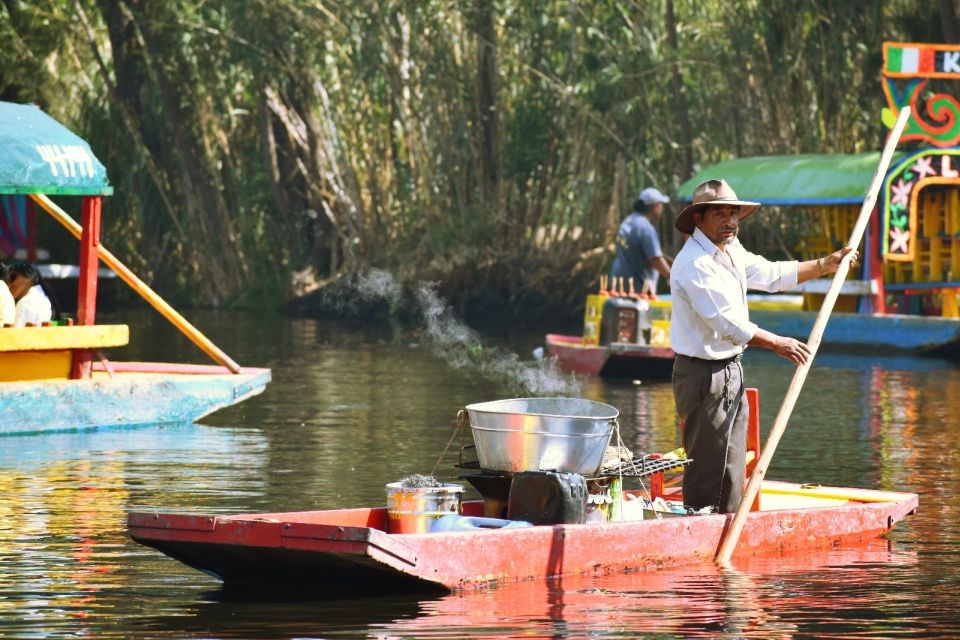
[
  {"x1": 0, "y1": 362, "x2": 271, "y2": 436},
  {"x1": 545, "y1": 334, "x2": 675, "y2": 378},
  {"x1": 128, "y1": 482, "x2": 918, "y2": 595},
  {"x1": 748, "y1": 309, "x2": 960, "y2": 354}
]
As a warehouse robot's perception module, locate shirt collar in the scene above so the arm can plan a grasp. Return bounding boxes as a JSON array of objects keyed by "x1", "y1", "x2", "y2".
[
  {"x1": 692, "y1": 227, "x2": 721, "y2": 256},
  {"x1": 691, "y1": 227, "x2": 743, "y2": 257}
]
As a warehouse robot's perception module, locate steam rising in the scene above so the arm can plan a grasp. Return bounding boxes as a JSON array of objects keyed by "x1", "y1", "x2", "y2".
[{"x1": 343, "y1": 269, "x2": 583, "y2": 396}]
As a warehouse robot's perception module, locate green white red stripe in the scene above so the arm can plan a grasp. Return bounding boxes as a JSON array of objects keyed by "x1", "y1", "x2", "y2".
[{"x1": 886, "y1": 44, "x2": 960, "y2": 76}]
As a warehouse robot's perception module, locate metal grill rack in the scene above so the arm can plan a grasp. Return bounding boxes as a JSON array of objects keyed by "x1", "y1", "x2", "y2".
[
  {"x1": 455, "y1": 455, "x2": 691, "y2": 481},
  {"x1": 596, "y1": 455, "x2": 692, "y2": 479}
]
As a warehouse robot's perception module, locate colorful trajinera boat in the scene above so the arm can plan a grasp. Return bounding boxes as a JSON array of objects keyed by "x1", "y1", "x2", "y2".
[
  {"x1": 675, "y1": 41, "x2": 960, "y2": 354},
  {"x1": 0, "y1": 102, "x2": 270, "y2": 436},
  {"x1": 128, "y1": 391, "x2": 918, "y2": 595}
]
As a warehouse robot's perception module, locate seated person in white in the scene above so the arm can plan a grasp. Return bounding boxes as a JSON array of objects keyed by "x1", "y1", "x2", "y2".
[
  {"x1": 6, "y1": 262, "x2": 55, "y2": 327},
  {"x1": 0, "y1": 262, "x2": 15, "y2": 325}
]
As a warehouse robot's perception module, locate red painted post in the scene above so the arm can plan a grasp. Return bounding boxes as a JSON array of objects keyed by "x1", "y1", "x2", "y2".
[
  {"x1": 650, "y1": 470, "x2": 663, "y2": 501},
  {"x1": 746, "y1": 387, "x2": 761, "y2": 512},
  {"x1": 71, "y1": 196, "x2": 101, "y2": 379}
]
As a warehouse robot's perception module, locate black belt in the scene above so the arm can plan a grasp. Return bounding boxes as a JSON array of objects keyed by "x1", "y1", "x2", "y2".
[{"x1": 677, "y1": 352, "x2": 742, "y2": 366}]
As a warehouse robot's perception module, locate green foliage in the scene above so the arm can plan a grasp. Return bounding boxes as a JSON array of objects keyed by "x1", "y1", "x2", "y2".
[{"x1": 0, "y1": 0, "x2": 948, "y2": 309}]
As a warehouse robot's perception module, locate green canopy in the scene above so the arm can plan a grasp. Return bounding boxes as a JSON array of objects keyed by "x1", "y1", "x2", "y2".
[
  {"x1": 676, "y1": 153, "x2": 902, "y2": 205},
  {"x1": 0, "y1": 101, "x2": 112, "y2": 196}
]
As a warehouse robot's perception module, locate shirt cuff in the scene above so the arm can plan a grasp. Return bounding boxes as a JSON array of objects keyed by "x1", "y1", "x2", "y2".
[
  {"x1": 782, "y1": 262, "x2": 799, "y2": 290},
  {"x1": 732, "y1": 319, "x2": 758, "y2": 346}
]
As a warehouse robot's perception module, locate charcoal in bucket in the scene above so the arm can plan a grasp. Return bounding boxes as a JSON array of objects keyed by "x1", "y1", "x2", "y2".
[{"x1": 507, "y1": 470, "x2": 588, "y2": 525}]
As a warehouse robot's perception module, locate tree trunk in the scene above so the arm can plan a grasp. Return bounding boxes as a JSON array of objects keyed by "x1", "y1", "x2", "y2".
[
  {"x1": 942, "y1": 0, "x2": 960, "y2": 43},
  {"x1": 665, "y1": 0, "x2": 694, "y2": 180},
  {"x1": 474, "y1": 0, "x2": 500, "y2": 203}
]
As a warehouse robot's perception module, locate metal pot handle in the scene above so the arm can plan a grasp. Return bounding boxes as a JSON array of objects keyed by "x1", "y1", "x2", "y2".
[{"x1": 456, "y1": 409, "x2": 469, "y2": 468}]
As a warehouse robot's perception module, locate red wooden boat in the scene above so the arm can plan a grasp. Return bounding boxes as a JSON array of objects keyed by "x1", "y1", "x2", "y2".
[
  {"x1": 128, "y1": 387, "x2": 917, "y2": 595},
  {"x1": 545, "y1": 333, "x2": 675, "y2": 378},
  {"x1": 128, "y1": 482, "x2": 917, "y2": 595}
]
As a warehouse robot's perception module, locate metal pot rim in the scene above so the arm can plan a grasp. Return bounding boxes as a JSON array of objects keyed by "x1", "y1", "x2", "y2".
[
  {"x1": 465, "y1": 397, "x2": 619, "y2": 420},
  {"x1": 385, "y1": 482, "x2": 465, "y2": 492},
  {"x1": 470, "y1": 426, "x2": 612, "y2": 438}
]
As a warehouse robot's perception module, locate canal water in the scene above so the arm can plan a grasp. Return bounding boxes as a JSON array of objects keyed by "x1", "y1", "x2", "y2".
[{"x1": 2, "y1": 306, "x2": 959, "y2": 638}]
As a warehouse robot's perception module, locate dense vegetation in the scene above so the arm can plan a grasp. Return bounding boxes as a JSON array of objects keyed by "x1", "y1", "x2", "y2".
[{"x1": 0, "y1": 0, "x2": 953, "y2": 317}]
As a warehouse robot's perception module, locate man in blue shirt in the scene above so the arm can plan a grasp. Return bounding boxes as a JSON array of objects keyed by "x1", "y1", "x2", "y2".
[{"x1": 610, "y1": 187, "x2": 673, "y2": 293}]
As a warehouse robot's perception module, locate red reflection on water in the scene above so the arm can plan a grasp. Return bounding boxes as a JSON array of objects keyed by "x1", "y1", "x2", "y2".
[{"x1": 369, "y1": 542, "x2": 917, "y2": 639}]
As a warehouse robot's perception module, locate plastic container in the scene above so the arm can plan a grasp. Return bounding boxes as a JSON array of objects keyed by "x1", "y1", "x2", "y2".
[
  {"x1": 385, "y1": 482, "x2": 464, "y2": 534},
  {"x1": 430, "y1": 514, "x2": 532, "y2": 533}
]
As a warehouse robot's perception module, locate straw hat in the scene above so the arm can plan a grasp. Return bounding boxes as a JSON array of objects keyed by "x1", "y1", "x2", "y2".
[{"x1": 675, "y1": 179, "x2": 760, "y2": 234}]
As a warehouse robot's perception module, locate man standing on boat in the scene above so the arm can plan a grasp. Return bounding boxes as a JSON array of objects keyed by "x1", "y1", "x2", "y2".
[
  {"x1": 610, "y1": 187, "x2": 673, "y2": 294},
  {"x1": 670, "y1": 179, "x2": 856, "y2": 514}
]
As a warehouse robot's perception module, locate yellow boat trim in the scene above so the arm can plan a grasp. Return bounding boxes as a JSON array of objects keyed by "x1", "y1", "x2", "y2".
[
  {"x1": 761, "y1": 480, "x2": 913, "y2": 504},
  {"x1": 0, "y1": 325, "x2": 129, "y2": 352},
  {"x1": 0, "y1": 351, "x2": 73, "y2": 381}
]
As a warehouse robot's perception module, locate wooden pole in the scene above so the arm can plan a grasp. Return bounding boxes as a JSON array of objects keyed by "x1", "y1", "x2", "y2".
[
  {"x1": 30, "y1": 193, "x2": 242, "y2": 374},
  {"x1": 715, "y1": 106, "x2": 911, "y2": 564}
]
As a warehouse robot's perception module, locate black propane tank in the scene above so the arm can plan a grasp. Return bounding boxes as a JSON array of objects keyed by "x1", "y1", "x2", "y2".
[
  {"x1": 506, "y1": 470, "x2": 588, "y2": 525},
  {"x1": 636, "y1": 297, "x2": 652, "y2": 345},
  {"x1": 599, "y1": 297, "x2": 640, "y2": 345}
]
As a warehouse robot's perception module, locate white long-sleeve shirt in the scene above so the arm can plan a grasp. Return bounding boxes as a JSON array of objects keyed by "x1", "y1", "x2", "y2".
[
  {"x1": 0, "y1": 281, "x2": 14, "y2": 325},
  {"x1": 14, "y1": 285, "x2": 53, "y2": 327},
  {"x1": 670, "y1": 228, "x2": 798, "y2": 360}
]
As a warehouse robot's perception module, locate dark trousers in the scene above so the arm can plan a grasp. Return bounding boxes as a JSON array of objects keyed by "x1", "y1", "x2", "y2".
[{"x1": 672, "y1": 354, "x2": 747, "y2": 513}]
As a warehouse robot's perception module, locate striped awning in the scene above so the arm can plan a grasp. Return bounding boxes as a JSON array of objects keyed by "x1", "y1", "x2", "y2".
[{"x1": 0, "y1": 101, "x2": 112, "y2": 196}]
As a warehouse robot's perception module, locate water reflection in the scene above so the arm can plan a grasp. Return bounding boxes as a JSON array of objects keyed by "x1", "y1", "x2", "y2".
[
  {"x1": 123, "y1": 544, "x2": 936, "y2": 639},
  {"x1": 1, "y1": 312, "x2": 959, "y2": 638}
]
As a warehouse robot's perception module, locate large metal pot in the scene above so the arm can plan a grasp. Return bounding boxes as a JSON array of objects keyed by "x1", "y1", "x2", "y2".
[{"x1": 465, "y1": 398, "x2": 618, "y2": 476}]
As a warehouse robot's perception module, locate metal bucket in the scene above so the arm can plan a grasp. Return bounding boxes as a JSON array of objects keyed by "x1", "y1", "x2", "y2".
[
  {"x1": 385, "y1": 482, "x2": 464, "y2": 534},
  {"x1": 465, "y1": 398, "x2": 618, "y2": 476}
]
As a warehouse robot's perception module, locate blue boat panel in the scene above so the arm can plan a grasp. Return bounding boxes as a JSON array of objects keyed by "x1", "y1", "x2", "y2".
[
  {"x1": 0, "y1": 369, "x2": 271, "y2": 436},
  {"x1": 749, "y1": 310, "x2": 960, "y2": 353}
]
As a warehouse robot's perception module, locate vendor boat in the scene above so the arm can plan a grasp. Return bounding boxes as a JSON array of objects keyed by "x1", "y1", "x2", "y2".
[
  {"x1": 127, "y1": 390, "x2": 918, "y2": 595},
  {"x1": 545, "y1": 276, "x2": 675, "y2": 378},
  {"x1": 0, "y1": 102, "x2": 270, "y2": 436},
  {"x1": 127, "y1": 484, "x2": 917, "y2": 595}
]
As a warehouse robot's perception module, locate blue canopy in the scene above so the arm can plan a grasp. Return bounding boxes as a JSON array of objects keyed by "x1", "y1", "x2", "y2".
[{"x1": 0, "y1": 101, "x2": 112, "y2": 196}]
